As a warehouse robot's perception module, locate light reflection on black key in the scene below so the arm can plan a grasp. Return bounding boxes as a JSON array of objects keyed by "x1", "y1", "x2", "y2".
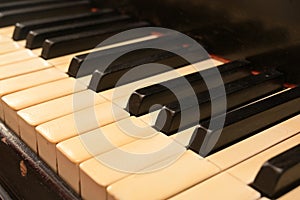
[
  {"x1": 0, "y1": 0, "x2": 91, "y2": 27},
  {"x1": 67, "y1": 32, "x2": 186, "y2": 78},
  {"x1": 26, "y1": 15, "x2": 131, "y2": 49},
  {"x1": 127, "y1": 60, "x2": 251, "y2": 116},
  {"x1": 188, "y1": 86, "x2": 300, "y2": 156},
  {"x1": 155, "y1": 70, "x2": 284, "y2": 135},
  {"x1": 0, "y1": 0, "x2": 62, "y2": 11},
  {"x1": 13, "y1": 9, "x2": 115, "y2": 40},
  {"x1": 41, "y1": 21, "x2": 149, "y2": 59}
]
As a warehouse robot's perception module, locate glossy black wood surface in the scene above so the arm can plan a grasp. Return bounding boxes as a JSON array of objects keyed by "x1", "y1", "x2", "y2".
[{"x1": 94, "y1": 0, "x2": 300, "y2": 60}]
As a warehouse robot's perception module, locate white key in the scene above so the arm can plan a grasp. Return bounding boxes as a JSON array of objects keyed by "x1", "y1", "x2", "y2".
[
  {"x1": 53, "y1": 63, "x2": 69, "y2": 73},
  {"x1": 0, "y1": 41, "x2": 23, "y2": 54},
  {"x1": 57, "y1": 117, "x2": 163, "y2": 193},
  {"x1": 31, "y1": 48, "x2": 42, "y2": 56},
  {"x1": 207, "y1": 115, "x2": 300, "y2": 170},
  {"x1": 278, "y1": 186, "x2": 300, "y2": 200},
  {"x1": 169, "y1": 172, "x2": 260, "y2": 200},
  {"x1": 1, "y1": 78, "x2": 86, "y2": 136},
  {"x1": 107, "y1": 150, "x2": 220, "y2": 200},
  {"x1": 17, "y1": 89, "x2": 107, "y2": 152},
  {"x1": 170, "y1": 126, "x2": 198, "y2": 147},
  {"x1": 80, "y1": 136, "x2": 186, "y2": 200},
  {"x1": 80, "y1": 155, "x2": 133, "y2": 200},
  {"x1": 227, "y1": 133, "x2": 300, "y2": 184},
  {"x1": 76, "y1": 74, "x2": 92, "y2": 86},
  {"x1": 0, "y1": 68, "x2": 66, "y2": 97},
  {"x1": 0, "y1": 68, "x2": 67, "y2": 120},
  {"x1": 36, "y1": 101, "x2": 129, "y2": 169},
  {"x1": 0, "y1": 35, "x2": 12, "y2": 43},
  {"x1": 139, "y1": 109, "x2": 161, "y2": 126},
  {"x1": 0, "y1": 26, "x2": 14, "y2": 36},
  {"x1": 0, "y1": 58, "x2": 53, "y2": 81},
  {"x1": 0, "y1": 49, "x2": 37, "y2": 66},
  {"x1": 41, "y1": 116, "x2": 141, "y2": 172}
]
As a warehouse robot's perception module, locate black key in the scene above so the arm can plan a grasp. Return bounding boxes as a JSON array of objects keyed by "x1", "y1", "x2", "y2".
[
  {"x1": 67, "y1": 31, "x2": 182, "y2": 78},
  {"x1": 13, "y1": 9, "x2": 115, "y2": 41},
  {"x1": 26, "y1": 15, "x2": 131, "y2": 49},
  {"x1": 0, "y1": 0, "x2": 91, "y2": 27},
  {"x1": 127, "y1": 60, "x2": 252, "y2": 116},
  {"x1": 247, "y1": 44, "x2": 300, "y2": 69},
  {"x1": 0, "y1": 0, "x2": 62, "y2": 11},
  {"x1": 88, "y1": 48, "x2": 204, "y2": 92},
  {"x1": 155, "y1": 70, "x2": 285, "y2": 135},
  {"x1": 252, "y1": 144, "x2": 300, "y2": 198},
  {"x1": 41, "y1": 21, "x2": 150, "y2": 59},
  {"x1": 247, "y1": 45, "x2": 300, "y2": 84},
  {"x1": 188, "y1": 86, "x2": 300, "y2": 156}
]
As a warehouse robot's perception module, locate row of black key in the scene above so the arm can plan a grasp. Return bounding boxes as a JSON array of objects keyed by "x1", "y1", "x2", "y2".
[
  {"x1": 26, "y1": 15, "x2": 132, "y2": 49},
  {"x1": 13, "y1": 8, "x2": 115, "y2": 40},
  {"x1": 0, "y1": 0, "x2": 91, "y2": 27},
  {"x1": 3, "y1": 0, "x2": 150, "y2": 59},
  {"x1": 188, "y1": 86, "x2": 299, "y2": 155},
  {"x1": 154, "y1": 70, "x2": 284, "y2": 135},
  {"x1": 126, "y1": 60, "x2": 252, "y2": 116}
]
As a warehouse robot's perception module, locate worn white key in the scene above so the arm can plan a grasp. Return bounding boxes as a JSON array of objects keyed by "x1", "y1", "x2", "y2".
[
  {"x1": 80, "y1": 156, "x2": 133, "y2": 200},
  {"x1": 80, "y1": 134, "x2": 186, "y2": 200},
  {"x1": 17, "y1": 89, "x2": 107, "y2": 152},
  {"x1": 0, "y1": 41, "x2": 23, "y2": 54},
  {"x1": 139, "y1": 110, "x2": 198, "y2": 146},
  {"x1": 31, "y1": 48, "x2": 42, "y2": 56},
  {"x1": 0, "y1": 26, "x2": 14, "y2": 36},
  {"x1": 36, "y1": 101, "x2": 129, "y2": 168},
  {"x1": 38, "y1": 115, "x2": 138, "y2": 174},
  {"x1": 0, "y1": 35, "x2": 12, "y2": 43},
  {"x1": 0, "y1": 49, "x2": 37, "y2": 66},
  {"x1": 0, "y1": 68, "x2": 67, "y2": 97},
  {"x1": 170, "y1": 126, "x2": 198, "y2": 147},
  {"x1": 169, "y1": 172, "x2": 260, "y2": 200},
  {"x1": 207, "y1": 115, "x2": 300, "y2": 170},
  {"x1": 57, "y1": 117, "x2": 163, "y2": 193},
  {"x1": 278, "y1": 186, "x2": 300, "y2": 200},
  {"x1": 227, "y1": 133, "x2": 300, "y2": 185},
  {"x1": 0, "y1": 68, "x2": 67, "y2": 120},
  {"x1": 107, "y1": 150, "x2": 220, "y2": 200},
  {"x1": 76, "y1": 74, "x2": 92, "y2": 86},
  {"x1": 52, "y1": 63, "x2": 69, "y2": 73},
  {"x1": 100, "y1": 59, "x2": 222, "y2": 101},
  {"x1": 0, "y1": 58, "x2": 53, "y2": 81},
  {"x1": 1, "y1": 78, "x2": 86, "y2": 136}
]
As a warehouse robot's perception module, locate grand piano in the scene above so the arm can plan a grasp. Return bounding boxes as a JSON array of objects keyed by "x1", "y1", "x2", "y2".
[{"x1": 0, "y1": 0, "x2": 299, "y2": 199}]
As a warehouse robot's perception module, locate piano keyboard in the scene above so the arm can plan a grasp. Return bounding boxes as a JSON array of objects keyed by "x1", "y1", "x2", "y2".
[{"x1": 0, "y1": 1, "x2": 299, "y2": 200}]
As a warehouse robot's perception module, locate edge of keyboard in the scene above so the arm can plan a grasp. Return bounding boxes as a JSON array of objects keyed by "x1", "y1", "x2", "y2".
[{"x1": 0, "y1": 120, "x2": 81, "y2": 200}]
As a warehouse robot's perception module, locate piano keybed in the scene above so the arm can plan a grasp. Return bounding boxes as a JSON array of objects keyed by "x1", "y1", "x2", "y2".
[{"x1": 0, "y1": 1, "x2": 299, "y2": 200}]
